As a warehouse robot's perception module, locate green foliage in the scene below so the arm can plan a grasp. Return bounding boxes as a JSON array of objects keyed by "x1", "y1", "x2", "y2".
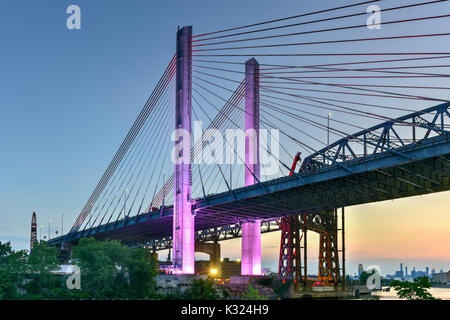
[
  {"x1": 0, "y1": 241, "x2": 63, "y2": 299},
  {"x1": 256, "y1": 276, "x2": 274, "y2": 286},
  {"x1": 72, "y1": 237, "x2": 158, "y2": 300},
  {"x1": 183, "y1": 278, "x2": 220, "y2": 300},
  {"x1": 221, "y1": 288, "x2": 230, "y2": 299},
  {"x1": 381, "y1": 277, "x2": 393, "y2": 286},
  {"x1": 0, "y1": 241, "x2": 28, "y2": 299},
  {"x1": 23, "y1": 241, "x2": 61, "y2": 298},
  {"x1": 242, "y1": 283, "x2": 267, "y2": 300},
  {"x1": 272, "y1": 279, "x2": 291, "y2": 298},
  {"x1": 126, "y1": 247, "x2": 158, "y2": 299},
  {"x1": 359, "y1": 270, "x2": 376, "y2": 285},
  {"x1": 72, "y1": 238, "x2": 129, "y2": 299},
  {"x1": 0, "y1": 238, "x2": 159, "y2": 300},
  {"x1": 390, "y1": 276, "x2": 437, "y2": 300}
]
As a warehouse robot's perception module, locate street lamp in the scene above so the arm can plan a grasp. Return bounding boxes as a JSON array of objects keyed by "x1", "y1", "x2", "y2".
[
  {"x1": 327, "y1": 112, "x2": 332, "y2": 165},
  {"x1": 48, "y1": 219, "x2": 52, "y2": 240},
  {"x1": 327, "y1": 112, "x2": 332, "y2": 147}
]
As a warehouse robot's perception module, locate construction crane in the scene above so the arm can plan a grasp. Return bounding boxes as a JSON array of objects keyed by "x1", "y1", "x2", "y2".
[{"x1": 289, "y1": 152, "x2": 301, "y2": 176}]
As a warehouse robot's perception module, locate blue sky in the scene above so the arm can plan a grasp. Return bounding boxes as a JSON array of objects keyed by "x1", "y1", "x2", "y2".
[{"x1": 1, "y1": 0, "x2": 450, "y2": 275}]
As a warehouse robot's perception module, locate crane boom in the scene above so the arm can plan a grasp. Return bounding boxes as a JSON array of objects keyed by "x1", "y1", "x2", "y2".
[{"x1": 289, "y1": 152, "x2": 301, "y2": 176}]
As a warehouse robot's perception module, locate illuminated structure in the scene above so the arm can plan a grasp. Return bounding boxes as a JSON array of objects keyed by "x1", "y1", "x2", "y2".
[
  {"x1": 241, "y1": 58, "x2": 261, "y2": 276},
  {"x1": 173, "y1": 26, "x2": 194, "y2": 274},
  {"x1": 46, "y1": 12, "x2": 450, "y2": 284}
]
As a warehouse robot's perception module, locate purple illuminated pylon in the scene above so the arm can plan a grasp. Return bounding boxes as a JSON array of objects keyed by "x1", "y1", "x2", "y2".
[
  {"x1": 173, "y1": 26, "x2": 194, "y2": 274},
  {"x1": 241, "y1": 58, "x2": 262, "y2": 276}
]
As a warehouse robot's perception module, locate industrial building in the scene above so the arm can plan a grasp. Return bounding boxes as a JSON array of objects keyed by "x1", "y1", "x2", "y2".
[{"x1": 432, "y1": 272, "x2": 450, "y2": 285}]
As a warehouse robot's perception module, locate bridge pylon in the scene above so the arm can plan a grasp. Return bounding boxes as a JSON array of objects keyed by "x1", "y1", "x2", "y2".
[
  {"x1": 173, "y1": 26, "x2": 194, "y2": 274},
  {"x1": 241, "y1": 58, "x2": 262, "y2": 276}
]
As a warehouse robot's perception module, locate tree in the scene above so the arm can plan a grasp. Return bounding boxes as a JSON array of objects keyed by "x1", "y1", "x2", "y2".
[
  {"x1": 1, "y1": 241, "x2": 64, "y2": 300},
  {"x1": 183, "y1": 278, "x2": 220, "y2": 300},
  {"x1": 390, "y1": 276, "x2": 437, "y2": 300},
  {"x1": 242, "y1": 283, "x2": 267, "y2": 300},
  {"x1": 23, "y1": 241, "x2": 60, "y2": 299},
  {"x1": 1, "y1": 238, "x2": 159, "y2": 300},
  {"x1": 126, "y1": 247, "x2": 158, "y2": 299},
  {"x1": 72, "y1": 237, "x2": 130, "y2": 299},
  {"x1": 0, "y1": 241, "x2": 28, "y2": 299},
  {"x1": 72, "y1": 238, "x2": 159, "y2": 299},
  {"x1": 359, "y1": 270, "x2": 373, "y2": 285}
]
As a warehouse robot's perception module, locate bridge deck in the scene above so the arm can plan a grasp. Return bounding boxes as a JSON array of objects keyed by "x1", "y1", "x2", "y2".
[{"x1": 49, "y1": 134, "x2": 450, "y2": 247}]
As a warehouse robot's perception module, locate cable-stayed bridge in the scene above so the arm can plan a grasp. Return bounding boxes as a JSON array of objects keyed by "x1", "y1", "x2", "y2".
[{"x1": 49, "y1": 0, "x2": 450, "y2": 284}]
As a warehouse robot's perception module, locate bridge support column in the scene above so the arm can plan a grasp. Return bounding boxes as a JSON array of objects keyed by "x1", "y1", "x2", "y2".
[
  {"x1": 341, "y1": 207, "x2": 346, "y2": 287},
  {"x1": 241, "y1": 58, "x2": 262, "y2": 276},
  {"x1": 318, "y1": 210, "x2": 339, "y2": 285},
  {"x1": 278, "y1": 215, "x2": 301, "y2": 285},
  {"x1": 303, "y1": 213, "x2": 308, "y2": 287},
  {"x1": 173, "y1": 26, "x2": 194, "y2": 274}
]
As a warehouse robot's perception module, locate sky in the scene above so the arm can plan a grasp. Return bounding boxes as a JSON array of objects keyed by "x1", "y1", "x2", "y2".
[{"x1": 0, "y1": 0, "x2": 449, "y2": 276}]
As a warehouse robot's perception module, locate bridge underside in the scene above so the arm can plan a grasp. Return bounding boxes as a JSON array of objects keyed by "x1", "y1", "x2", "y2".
[{"x1": 50, "y1": 136, "x2": 450, "y2": 248}]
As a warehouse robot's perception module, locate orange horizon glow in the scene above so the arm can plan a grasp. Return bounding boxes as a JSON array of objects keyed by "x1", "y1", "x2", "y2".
[{"x1": 216, "y1": 191, "x2": 450, "y2": 273}]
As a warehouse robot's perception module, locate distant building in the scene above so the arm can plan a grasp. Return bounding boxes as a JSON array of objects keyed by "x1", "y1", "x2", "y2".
[
  {"x1": 261, "y1": 268, "x2": 272, "y2": 276},
  {"x1": 387, "y1": 263, "x2": 432, "y2": 281},
  {"x1": 348, "y1": 274, "x2": 360, "y2": 281},
  {"x1": 411, "y1": 270, "x2": 428, "y2": 279},
  {"x1": 432, "y1": 272, "x2": 450, "y2": 285},
  {"x1": 399, "y1": 263, "x2": 405, "y2": 280},
  {"x1": 220, "y1": 258, "x2": 241, "y2": 279},
  {"x1": 195, "y1": 260, "x2": 212, "y2": 276},
  {"x1": 358, "y1": 264, "x2": 364, "y2": 277}
]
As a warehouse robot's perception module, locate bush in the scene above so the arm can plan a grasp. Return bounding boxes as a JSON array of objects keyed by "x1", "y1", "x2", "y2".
[{"x1": 183, "y1": 279, "x2": 220, "y2": 300}]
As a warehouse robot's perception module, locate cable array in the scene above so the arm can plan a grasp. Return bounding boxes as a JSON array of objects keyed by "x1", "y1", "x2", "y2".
[{"x1": 70, "y1": 0, "x2": 450, "y2": 233}]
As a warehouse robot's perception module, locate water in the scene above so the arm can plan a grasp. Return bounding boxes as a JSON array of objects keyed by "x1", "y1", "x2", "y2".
[{"x1": 374, "y1": 287, "x2": 450, "y2": 300}]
